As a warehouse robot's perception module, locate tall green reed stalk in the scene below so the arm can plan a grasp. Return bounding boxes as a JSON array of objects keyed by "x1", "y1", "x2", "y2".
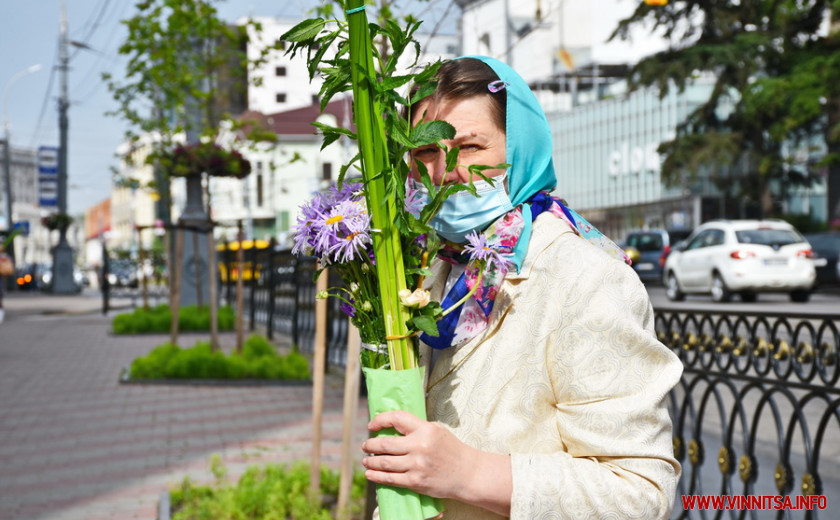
[{"x1": 345, "y1": 0, "x2": 415, "y2": 370}]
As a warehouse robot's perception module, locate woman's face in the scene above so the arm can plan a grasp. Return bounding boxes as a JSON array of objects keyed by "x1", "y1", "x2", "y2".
[{"x1": 409, "y1": 95, "x2": 507, "y2": 185}]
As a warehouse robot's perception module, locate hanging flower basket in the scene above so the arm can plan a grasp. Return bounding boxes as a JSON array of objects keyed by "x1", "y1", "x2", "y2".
[
  {"x1": 160, "y1": 142, "x2": 252, "y2": 179},
  {"x1": 42, "y1": 212, "x2": 73, "y2": 232}
]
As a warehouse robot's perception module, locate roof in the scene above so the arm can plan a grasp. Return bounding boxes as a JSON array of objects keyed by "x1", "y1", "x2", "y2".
[{"x1": 238, "y1": 98, "x2": 354, "y2": 137}]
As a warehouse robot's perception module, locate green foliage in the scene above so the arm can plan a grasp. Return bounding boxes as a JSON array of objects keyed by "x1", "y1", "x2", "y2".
[
  {"x1": 282, "y1": 1, "x2": 506, "y2": 369},
  {"x1": 128, "y1": 335, "x2": 310, "y2": 380},
  {"x1": 169, "y1": 459, "x2": 366, "y2": 520},
  {"x1": 778, "y1": 213, "x2": 829, "y2": 234},
  {"x1": 612, "y1": 0, "x2": 837, "y2": 219},
  {"x1": 112, "y1": 304, "x2": 235, "y2": 334},
  {"x1": 105, "y1": 0, "x2": 277, "y2": 190}
]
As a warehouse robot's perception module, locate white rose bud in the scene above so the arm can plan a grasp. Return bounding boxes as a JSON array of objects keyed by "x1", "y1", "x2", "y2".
[
  {"x1": 350, "y1": 282, "x2": 360, "y2": 293},
  {"x1": 362, "y1": 301, "x2": 373, "y2": 311},
  {"x1": 398, "y1": 288, "x2": 431, "y2": 308}
]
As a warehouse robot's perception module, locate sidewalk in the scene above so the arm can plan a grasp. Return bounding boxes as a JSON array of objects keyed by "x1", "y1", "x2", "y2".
[{"x1": 0, "y1": 291, "x2": 369, "y2": 520}]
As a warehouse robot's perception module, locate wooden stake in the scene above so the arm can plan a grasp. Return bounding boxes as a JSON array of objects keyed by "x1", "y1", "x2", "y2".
[
  {"x1": 310, "y1": 264, "x2": 329, "y2": 500},
  {"x1": 193, "y1": 231, "x2": 203, "y2": 308},
  {"x1": 206, "y1": 227, "x2": 219, "y2": 352},
  {"x1": 139, "y1": 231, "x2": 149, "y2": 311},
  {"x1": 170, "y1": 227, "x2": 183, "y2": 346},
  {"x1": 337, "y1": 323, "x2": 362, "y2": 520},
  {"x1": 235, "y1": 221, "x2": 245, "y2": 353}
]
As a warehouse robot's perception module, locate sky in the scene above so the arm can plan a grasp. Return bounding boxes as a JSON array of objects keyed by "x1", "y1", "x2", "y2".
[{"x1": 0, "y1": 0, "x2": 665, "y2": 216}]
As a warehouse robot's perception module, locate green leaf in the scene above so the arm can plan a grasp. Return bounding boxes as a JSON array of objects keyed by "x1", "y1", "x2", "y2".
[
  {"x1": 280, "y1": 18, "x2": 326, "y2": 42},
  {"x1": 445, "y1": 146, "x2": 459, "y2": 172},
  {"x1": 409, "y1": 120, "x2": 455, "y2": 147},
  {"x1": 381, "y1": 74, "x2": 415, "y2": 91},
  {"x1": 411, "y1": 315, "x2": 439, "y2": 337},
  {"x1": 405, "y1": 267, "x2": 433, "y2": 277}
]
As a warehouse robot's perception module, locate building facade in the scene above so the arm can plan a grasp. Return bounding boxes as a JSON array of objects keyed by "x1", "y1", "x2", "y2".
[{"x1": 1, "y1": 144, "x2": 53, "y2": 269}]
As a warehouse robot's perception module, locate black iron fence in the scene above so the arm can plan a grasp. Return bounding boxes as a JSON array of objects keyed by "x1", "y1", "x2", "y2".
[
  {"x1": 216, "y1": 244, "x2": 350, "y2": 367},
  {"x1": 108, "y1": 241, "x2": 839, "y2": 517},
  {"x1": 658, "y1": 308, "x2": 839, "y2": 519}
]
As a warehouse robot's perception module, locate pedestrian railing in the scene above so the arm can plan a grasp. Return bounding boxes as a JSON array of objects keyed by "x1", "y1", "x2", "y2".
[
  {"x1": 158, "y1": 242, "x2": 840, "y2": 517},
  {"x1": 218, "y1": 245, "x2": 350, "y2": 367},
  {"x1": 657, "y1": 308, "x2": 839, "y2": 519}
]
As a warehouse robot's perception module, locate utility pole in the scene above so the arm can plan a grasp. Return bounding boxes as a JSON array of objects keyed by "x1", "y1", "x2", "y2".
[{"x1": 51, "y1": 1, "x2": 76, "y2": 293}]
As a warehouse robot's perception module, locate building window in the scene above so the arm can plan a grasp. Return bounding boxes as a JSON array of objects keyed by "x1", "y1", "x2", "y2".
[
  {"x1": 278, "y1": 210, "x2": 290, "y2": 232},
  {"x1": 311, "y1": 94, "x2": 320, "y2": 105},
  {"x1": 322, "y1": 162, "x2": 332, "y2": 182},
  {"x1": 275, "y1": 66, "x2": 286, "y2": 77},
  {"x1": 256, "y1": 173, "x2": 264, "y2": 207},
  {"x1": 275, "y1": 93, "x2": 286, "y2": 103}
]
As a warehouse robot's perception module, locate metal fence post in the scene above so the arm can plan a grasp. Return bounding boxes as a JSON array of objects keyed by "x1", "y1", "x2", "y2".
[
  {"x1": 248, "y1": 242, "x2": 257, "y2": 331},
  {"x1": 101, "y1": 240, "x2": 109, "y2": 315},
  {"x1": 266, "y1": 238, "x2": 276, "y2": 340},
  {"x1": 292, "y1": 257, "x2": 300, "y2": 348}
]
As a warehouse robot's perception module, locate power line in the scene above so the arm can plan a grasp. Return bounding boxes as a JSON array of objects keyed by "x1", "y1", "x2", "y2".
[
  {"x1": 28, "y1": 43, "x2": 60, "y2": 148},
  {"x1": 70, "y1": 0, "x2": 114, "y2": 60}
]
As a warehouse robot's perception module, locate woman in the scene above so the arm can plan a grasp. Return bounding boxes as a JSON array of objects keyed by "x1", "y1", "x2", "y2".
[{"x1": 361, "y1": 56, "x2": 683, "y2": 519}]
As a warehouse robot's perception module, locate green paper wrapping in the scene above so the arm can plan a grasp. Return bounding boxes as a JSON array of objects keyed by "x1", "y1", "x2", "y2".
[{"x1": 363, "y1": 367, "x2": 444, "y2": 520}]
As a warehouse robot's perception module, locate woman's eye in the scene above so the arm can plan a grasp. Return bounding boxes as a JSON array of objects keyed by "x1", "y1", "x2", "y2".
[{"x1": 413, "y1": 147, "x2": 437, "y2": 157}]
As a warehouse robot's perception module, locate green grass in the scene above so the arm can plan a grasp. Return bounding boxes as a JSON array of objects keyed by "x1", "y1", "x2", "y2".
[
  {"x1": 112, "y1": 304, "x2": 235, "y2": 334},
  {"x1": 170, "y1": 457, "x2": 366, "y2": 520},
  {"x1": 128, "y1": 335, "x2": 310, "y2": 381}
]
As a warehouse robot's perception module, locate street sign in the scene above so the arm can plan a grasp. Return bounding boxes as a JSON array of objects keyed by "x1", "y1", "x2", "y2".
[
  {"x1": 12, "y1": 221, "x2": 29, "y2": 236},
  {"x1": 38, "y1": 146, "x2": 59, "y2": 208}
]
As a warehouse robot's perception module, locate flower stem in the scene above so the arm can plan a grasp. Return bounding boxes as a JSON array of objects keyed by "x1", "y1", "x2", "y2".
[{"x1": 440, "y1": 267, "x2": 485, "y2": 318}]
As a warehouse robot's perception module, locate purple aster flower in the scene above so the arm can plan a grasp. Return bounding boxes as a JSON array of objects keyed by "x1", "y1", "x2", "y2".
[
  {"x1": 463, "y1": 231, "x2": 514, "y2": 275},
  {"x1": 313, "y1": 199, "x2": 372, "y2": 263},
  {"x1": 404, "y1": 182, "x2": 428, "y2": 217},
  {"x1": 292, "y1": 183, "x2": 364, "y2": 258},
  {"x1": 291, "y1": 196, "x2": 327, "y2": 256},
  {"x1": 340, "y1": 300, "x2": 356, "y2": 317}
]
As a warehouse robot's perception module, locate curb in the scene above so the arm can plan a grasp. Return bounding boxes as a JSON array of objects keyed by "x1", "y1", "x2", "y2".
[
  {"x1": 119, "y1": 368, "x2": 311, "y2": 387},
  {"x1": 157, "y1": 491, "x2": 170, "y2": 520}
]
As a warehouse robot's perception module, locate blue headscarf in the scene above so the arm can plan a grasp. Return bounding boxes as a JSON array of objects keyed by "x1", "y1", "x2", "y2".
[{"x1": 462, "y1": 55, "x2": 557, "y2": 269}]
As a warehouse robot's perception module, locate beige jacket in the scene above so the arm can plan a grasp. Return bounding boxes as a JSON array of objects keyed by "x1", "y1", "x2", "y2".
[{"x1": 420, "y1": 215, "x2": 683, "y2": 519}]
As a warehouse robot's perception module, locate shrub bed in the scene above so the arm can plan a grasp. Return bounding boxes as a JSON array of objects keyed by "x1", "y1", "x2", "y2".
[
  {"x1": 170, "y1": 457, "x2": 366, "y2": 520},
  {"x1": 113, "y1": 304, "x2": 235, "y2": 334},
  {"x1": 128, "y1": 335, "x2": 310, "y2": 381}
]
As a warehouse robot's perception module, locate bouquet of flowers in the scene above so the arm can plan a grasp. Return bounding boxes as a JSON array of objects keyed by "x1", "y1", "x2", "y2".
[{"x1": 285, "y1": 2, "x2": 509, "y2": 518}]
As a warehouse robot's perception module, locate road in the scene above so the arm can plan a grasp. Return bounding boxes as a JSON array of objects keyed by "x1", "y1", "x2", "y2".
[{"x1": 646, "y1": 285, "x2": 840, "y2": 315}]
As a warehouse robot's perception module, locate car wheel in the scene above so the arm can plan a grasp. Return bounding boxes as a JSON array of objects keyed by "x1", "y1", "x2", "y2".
[
  {"x1": 665, "y1": 272, "x2": 685, "y2": 301},
  {"x1": 790, "y1": 290, "x2": 811, "y2": 303},
  {"x1": 740, "y1": 291, "x2": 758, "y2": 303},
  {"x1": 711, "y1": 273, "x2": 732, "y2": 303}
]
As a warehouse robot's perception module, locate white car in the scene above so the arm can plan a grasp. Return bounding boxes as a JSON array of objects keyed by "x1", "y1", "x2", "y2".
[{"x1": 663, "y1": 219, "x2": 816, "y2": 303}]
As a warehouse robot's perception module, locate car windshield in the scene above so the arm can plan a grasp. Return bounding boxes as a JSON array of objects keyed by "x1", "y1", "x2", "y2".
[
  {"x1": 735, "y1": 228, "x2": 803, "y2": 246},
  {"x1": 627, "y1": 234, "x2": 663, "y2": 251}
]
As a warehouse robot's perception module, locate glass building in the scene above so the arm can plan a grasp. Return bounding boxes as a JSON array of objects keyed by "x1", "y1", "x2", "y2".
[{"x1": 547, "y1": 79, "x2": 829, "y2": 240}]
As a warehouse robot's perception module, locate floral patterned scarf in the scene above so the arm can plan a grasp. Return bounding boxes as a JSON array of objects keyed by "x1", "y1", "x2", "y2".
[{"x1": 421, "y1": 192, "x2": 629, "y2": 350}]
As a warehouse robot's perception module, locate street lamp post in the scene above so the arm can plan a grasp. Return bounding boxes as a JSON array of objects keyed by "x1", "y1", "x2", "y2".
[{"x1": 2, "y1": 63, "x2": 42, "y2": 279}]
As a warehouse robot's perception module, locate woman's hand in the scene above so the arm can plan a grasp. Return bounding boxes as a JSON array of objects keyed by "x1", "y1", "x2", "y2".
[{"x1": 361, "y1": 410, "x2": 512, "y2": 517}]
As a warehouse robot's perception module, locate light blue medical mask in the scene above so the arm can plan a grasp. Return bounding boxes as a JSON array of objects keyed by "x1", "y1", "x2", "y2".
[{"x1": 413, "y1": 175, "x2": 514, "y2": 243}]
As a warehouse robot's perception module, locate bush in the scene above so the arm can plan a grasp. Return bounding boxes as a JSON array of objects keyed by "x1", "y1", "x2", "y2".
[
  {"x1": 128, "y1": 335, "x2": 310, "y2": 381},
  {"x1": 170, "y1": 458, "x2": 366, "y2": 520},
  {"x1": 112, "y1": 304, "x2": 235, "y2": 334}
]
